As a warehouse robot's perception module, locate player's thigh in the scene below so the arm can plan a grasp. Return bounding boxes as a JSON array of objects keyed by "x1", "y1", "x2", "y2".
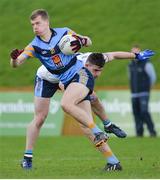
[
  {"x1": 34, "y1": 75, "x2": 59, "y2": 118},
  {"x1": 34, "y1": 75, "x2": 59, "y2": 98},
  {"x1": 34, "y1": 96, "x2": 50, "y2": 117},
  {"x1": 62, "y1": 82, "x2": 90, "y2": 104},
  {"x1": 62, "y1": 67, "x2": 94, "y2": 104}
]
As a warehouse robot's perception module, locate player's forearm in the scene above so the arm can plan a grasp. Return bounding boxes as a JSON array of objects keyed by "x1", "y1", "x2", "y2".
[
  {"x1": 76, "y1": 34, "x2": 92, "y2": 47},
  {"x1": 112, "y1": 52, "x2": 135, "y2": 59},
  {"x1": 82, "y1": 36, "x2": 92, "y2": 47},
  {"x1": 103, "y1": 52, "x2": 136, "y2": 62},
  {"x1": 10, "y1": 56, "x2": 26, "y2": 68},
  {"x1": 10, "y1": 49, "x2": 26, "y2": 68}
]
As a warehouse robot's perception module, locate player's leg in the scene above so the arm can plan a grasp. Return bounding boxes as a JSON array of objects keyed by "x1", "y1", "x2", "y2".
[
  {"x1": 26, "y1": 96, "x2": 50, "y2": 150},
  {"x1": 61, "y1": 82, "x2": 92, "y2": 127},
  {"x1": 61, "y1": 68, "x2": 97, "y2": 128},
  {"x1": 90, "y1": 92, "x2": 127, "y2": 138},
  {"x1": 61, "y1": 86, "x2": 108, "y2": 147},
  {"x1": 131, "y1": 97, "x2": 144, "y2": 136},
  {"x1": 79, "y1": 123, "x2": 122, "y2": 171},
  {"x1": 139, "y1": 95, "x2": 157, "y2": 136},
  {"x1": 61, "y1": 79, "x2": 107, "y2": 146},
  {"x1": 61, "y1": 83, "x2": 108, "y2": 147},
  {"x1": 21, "y1": 97, "x2": 50, "y2": 169},
  {"x1": 77, "y1": 99, "x2": 109, "y2": 146},
  {"x1": 21, "y1": 76, "x2": 59, "y2": 169}
]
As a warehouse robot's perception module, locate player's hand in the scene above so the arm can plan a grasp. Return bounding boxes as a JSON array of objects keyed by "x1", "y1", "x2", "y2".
[
  {"x1": 70, "y1": 34, "x2": 89, "y2": 53},
  {"x1": 135, "y1": 49, "x2": 155, "y2": 61},
  {"x1": 59, "y1": 81, "x2": 65, "y2": 91},
  {"x1": 10, "y1": 49, "x2": 24, "y2": 60},
  {"x1": 70, "y1": 38, "x2": 82, "y2": 53},
  {"x1": 72, "y1": 34, "x2": 88, "y2": 46}
]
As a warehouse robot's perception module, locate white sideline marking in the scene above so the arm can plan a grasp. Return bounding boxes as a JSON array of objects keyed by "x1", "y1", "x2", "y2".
[{"x1": 0, "y1": 122, "x2": 55, "y2": 129}]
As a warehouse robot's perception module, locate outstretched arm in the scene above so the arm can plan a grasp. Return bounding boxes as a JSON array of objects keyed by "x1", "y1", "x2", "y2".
[
  {"x1": 10, "y1": 45, "x2": 35, "y2": 68},
  {"x1": 103, "y1": 49, "x2": 155, "y2": 62},
  {"x1": 10, "y1": 49, "x2": 25, "y2": 68},
  {"x1": 103, "y1": 52, "x2": 135, "y2": 62}
]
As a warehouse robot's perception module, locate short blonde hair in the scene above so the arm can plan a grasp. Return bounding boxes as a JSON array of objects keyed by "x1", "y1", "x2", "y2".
[{"x1": 30, "y1": 9, "x2": 49, "y2": 20}]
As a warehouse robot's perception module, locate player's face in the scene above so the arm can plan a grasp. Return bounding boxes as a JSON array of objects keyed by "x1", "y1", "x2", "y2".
[
  {"x1": 31, "y1": 15, "x2": 49, "y2": 36},
  {"x1": 131, "y1": 47, "x2": 140, "y2": 53},
  {"x1": 85, "y1": 64, "x2": 103, "y2": 79}
]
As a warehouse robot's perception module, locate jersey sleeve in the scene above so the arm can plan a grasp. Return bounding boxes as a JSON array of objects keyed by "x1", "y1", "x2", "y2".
[
  {"x1": 64, "y1": 27, "x2": 76, "y2": 35},
  {"x1": 20, "y1": 44, "x2": 36, "y2": 59}
]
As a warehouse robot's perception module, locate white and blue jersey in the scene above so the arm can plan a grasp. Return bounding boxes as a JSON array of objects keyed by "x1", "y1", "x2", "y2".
[{"x1": 21, "y1": 27, "x2": 83, "y2": 84}]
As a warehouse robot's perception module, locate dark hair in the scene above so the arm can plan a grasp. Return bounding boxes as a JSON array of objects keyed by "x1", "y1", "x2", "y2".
[
  {"x1": 87, "y1": 53, "x2": 105, "y2": 68},
  {"x1": 30, "y1": 9, "x2": 49, "y2": 20},
  {"x1": 132, "y1": 44, "x2": 140, "y2": 49}
]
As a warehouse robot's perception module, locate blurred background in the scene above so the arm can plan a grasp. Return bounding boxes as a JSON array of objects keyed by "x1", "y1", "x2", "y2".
[{"x1": 0, "y1": 0, "x2": 159, "y2": 137}]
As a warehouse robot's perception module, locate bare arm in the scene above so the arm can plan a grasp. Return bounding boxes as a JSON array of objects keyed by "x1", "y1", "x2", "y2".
[
  {"x1": 10, "y1": 45, "x2": 34, "y2": 68},
  {"x1": 10, "y1": 52, "x2": 27, "y2": 68},
  {"x1": 103, "y1": 51, "x2": 136, "y2": 62}
]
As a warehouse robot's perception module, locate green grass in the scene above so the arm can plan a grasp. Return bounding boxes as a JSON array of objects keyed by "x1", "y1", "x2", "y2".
[
  {"x1": 0, "y1": 136, "x2": 160, "y2": 178},
  {"x1": 0, "y1": 0, "x2": 160, "y2": 87}
]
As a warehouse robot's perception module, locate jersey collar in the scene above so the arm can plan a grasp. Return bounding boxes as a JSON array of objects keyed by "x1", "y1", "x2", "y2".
[{"x1": 37, "y1": 28, "x2": 56, "y2": 44}]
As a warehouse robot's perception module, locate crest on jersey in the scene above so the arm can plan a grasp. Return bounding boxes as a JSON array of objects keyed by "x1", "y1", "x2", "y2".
[
  {"x1": 52, "y1": 55, "x2": 64, "y2": 68},
  {"x1": 50, "y1": 48, "x2": 55, "y2": 55}
]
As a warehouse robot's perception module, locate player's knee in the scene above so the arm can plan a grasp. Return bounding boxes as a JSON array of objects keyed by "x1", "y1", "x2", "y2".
[
  {"x1": 61, "y1": 101, "x2": 73, "y2": 114},
  {"x1": 39, "y1": 115, "x2": 47, "y2": 127},
  {"x1": 32, "y1": 114, "x2": 47, "y2": 128}
]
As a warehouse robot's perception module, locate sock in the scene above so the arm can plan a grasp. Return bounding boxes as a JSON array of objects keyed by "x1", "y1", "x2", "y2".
[
  {"x1": 103, "y1": 119, "x2": 112, "y2": 127},
  {"x1": 24, "y1": 150, "x2": 33, "y2": 161},
  {"x1": 88, "y1": 123, "x2": 103, "y2": 135},
  {"x1": 103, "y1": 151, "x2": 119, "y2": 164}
]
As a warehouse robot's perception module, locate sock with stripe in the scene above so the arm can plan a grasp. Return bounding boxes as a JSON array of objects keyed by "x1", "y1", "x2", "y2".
[
  {"x1": 103, "y1": 151, "x2": 119, "y2": 164},
  {"x1": 24, "y1": 149, "x2": 33, "y2": 162},
  {"x1": 88, "y1": 123, "x2": 103, "y2": 135},
  {"x1": 102, "y1": 119, "x2": 112, "y2": 127}
]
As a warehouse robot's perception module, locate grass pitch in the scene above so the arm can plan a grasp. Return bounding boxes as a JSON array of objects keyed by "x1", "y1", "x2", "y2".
[{"x1": 0, "y1": 136, "x2": 160, "y2": 179}]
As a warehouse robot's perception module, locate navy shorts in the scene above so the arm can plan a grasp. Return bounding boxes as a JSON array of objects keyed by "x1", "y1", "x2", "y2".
[
  {"x1": 64, "y1": 67, "x2": 95, "y2": 101},
  {"x1": 34, "y1": 75, "x2": 59, "y2": 98}
]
